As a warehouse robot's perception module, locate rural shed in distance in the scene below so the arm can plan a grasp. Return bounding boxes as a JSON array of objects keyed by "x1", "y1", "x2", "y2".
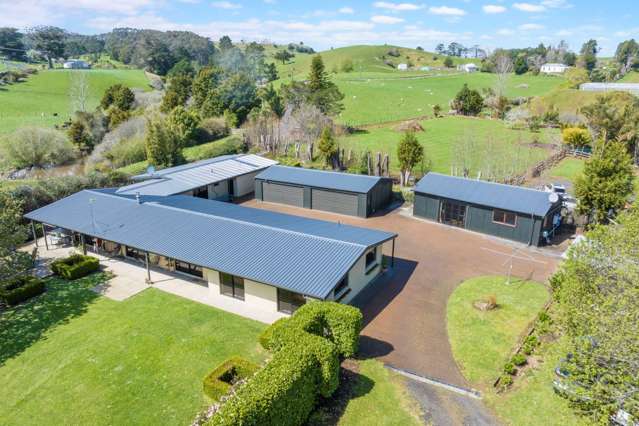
[
  {"x1": 413, "y1": 173, "x2": 562, "y2": 246},
  {"x1": 254, "y1": 165, "x2": 393, "y2": 218},
  {"x1": 117, "y1": 154, "x2": 278, "y2": 201}
]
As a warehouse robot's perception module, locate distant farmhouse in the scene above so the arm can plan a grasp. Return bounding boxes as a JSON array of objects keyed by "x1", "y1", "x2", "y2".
[
  {"x1": 397, "y1": 63, "x2": 408, "y2": 71},
  {"x1": 540, "y1": 63, "x2": 568, "y2": 74},
  {"x1": 580, "y1": 82, "x2": 639, "y2": 95},
  {"x1": 63, "y1": 59, "x2": 90, "y2": 69},
  {"x1": 459, "y1": 63, "x2": 478, "y2": 73}
]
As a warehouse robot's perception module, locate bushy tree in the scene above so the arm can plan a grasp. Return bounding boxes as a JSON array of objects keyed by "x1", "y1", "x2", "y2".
[
  {"x1": 0, "y1": 192, "x2": 32, "y2": 281},
  {"x1": 218, "y1": 35, "x2": 234, "y2": 51},
  {"x1": 317, "y1": 127, "x2": 337, "y2": 167},
  {"x1": 161, "y1": 74, "x2": 193, "y2": 112},
  {"x1": 219, "y1": 73, "x2": 259, "y2": 124},
  {"x1": 167, "y1": 58, "x2": 195, "y2": 78},
  {"x1": 100, "y1": 84, "x2": 135, "y2": 111},
  {"x1": 166, "y1": 106, "x2": 200, "y2": 145},
  {"x1": 0, "y1": 28, "x2": 26, "y2": 61},
  {"x1": 433, "y1": 104, "x2": 442, "y2": 117},
  {"x1": 0, "y1": 127, "x2": 75, "y2": 168},
  {"x1": 192, "y1": 66, "x2": 224, "y2": 109},
  {"x1": 144, "y1": 115, "x2": 184, "y2": 168},
  {"x1": 274, "y1": 49, "x2": 294, "y2": 64},
  {"x1": 443, "y1": 57, "x2": 454, "y2": 68},
  {"x1": 580, "y1": 39, "x2": 598, "y2": 72},
  {"x1": 562, "y1": 127, "x2": 592, "y2": 148},
  {"x1": 397, "y1": 131, "x2": 424, "y2": 186},
  {"x1": 67, "y1": 120, "x2": 93, "y2": 151},
  {"x1": 341, "y1": 58, "x2": 354, "y2": 73},
  {"x1": 575, "y1": 140, "x2": 633, "y2": 223},
  {"x1": 306, "y1": 55, "x2": 344, "y2": 115},
  {"x1": 552, "y1": 208, "x2": 639, "y2": 423},
  {"x1": 581, "y1": 96, "x2": 624, "y2": 143},
  {"x1": 514, "y1": 56, "x2": 529, "y2": 75},
  {"x1": 26, "y1": 26, "x2": 65, "y2": 68},
  {"x1": 143, "y1": 38, "x2": 175, "y2": 75},
  {"x1": 452, "y1": 84, "x2": 483, "y2": 116},
  {"x1": 259, "y1": 84, "x2": 284, "y2": 117},
  {"x1": 565, "y1": 68, "x2": 590, "y2": 88}
]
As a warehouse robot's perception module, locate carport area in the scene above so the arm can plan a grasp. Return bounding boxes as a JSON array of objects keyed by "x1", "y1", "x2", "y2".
[{"x1": 241, "y1": 199, "x2": 559, "y2": 389}]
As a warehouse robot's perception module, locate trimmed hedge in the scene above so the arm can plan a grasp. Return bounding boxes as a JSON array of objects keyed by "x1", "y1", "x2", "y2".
[
  {"x1": 51, "y1": 254, "x2": 99, "y2": 280},
  {"x1": 0, "y1": 276, "x2": 45, "y2": 306},
  {"x1": 211, "y1": 301, "x2": 363, "y2": 426},
  {"x1": 203, "y1": 357, "x2": 259, "y2": 401}
]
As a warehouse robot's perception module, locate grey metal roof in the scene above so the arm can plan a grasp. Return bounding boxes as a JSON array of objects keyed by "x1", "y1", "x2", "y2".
[
  {"x1": 580, "y1": 83, "x2": 639, "y2": 94},
  {"x1": 255, "y1": 165, "x2": 388, "y2": 194},
  {"x1": 414, "y1": 173, "x2": 557, "y2": 217},
  {"x1": 25, "y1": 189, "x2": 396, "y2": 299},
  {"x1": 117, "y1": 154, "x2": 278, "y2": 196}
]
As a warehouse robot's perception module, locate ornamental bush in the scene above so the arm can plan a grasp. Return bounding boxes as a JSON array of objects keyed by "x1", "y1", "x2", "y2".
[
  {"x1": 212, "y1": 301, "x2": 362, "y2": 426},
  {"x1": 51, "y1": 254, "x2": 99, "y2": 280},
  {"x1": 511, "y1": 354, "x2": 527, "y2": 366},
  {"x1": 503, "y1": 362, "x2": 517, "y2": 375},
  {"x1": 0, "y1": 276, "x2": 45, "y2": 306},
  {"x1": 202, "y1": 357, "x2": 259, "y2": 401}
]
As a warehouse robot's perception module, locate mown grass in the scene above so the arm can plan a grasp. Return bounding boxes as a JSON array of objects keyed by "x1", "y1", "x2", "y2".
[
  {"x1": 446, "y1": 276, "x2": 549, "y2": 387},
  {"x1": 336, "y1": 116, "x2": 559, "y2": 175},
  {"x1": 545, "y1": 158, "x2": 585, "y2": 184},
  {"x1": 333, "y1": 72, "x2": 565, "y2": 126},
  {"x1": 0, "y1": 69, "x2": 150, "y2": 134},
  {"x1": 0, "y1": 273, "x2": 266, "y2": 425}
]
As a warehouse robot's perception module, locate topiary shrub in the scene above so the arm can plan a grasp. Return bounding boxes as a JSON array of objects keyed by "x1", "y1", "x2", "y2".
[
  {"x1": 51, "y1": 254, "x2": 99, "y2": 280},
  {"x1": 0, "y1": 276, "x2": 45, "y2": 306},
  {"x1": 202, "y1": 357, "x2": 259, "y2": 401},
  {"x1": 511, "y1": 354, "x2": 527, "y2": 366},
  {"x1": 503, "y1": 362, "x2": 517, "y2": 375}
]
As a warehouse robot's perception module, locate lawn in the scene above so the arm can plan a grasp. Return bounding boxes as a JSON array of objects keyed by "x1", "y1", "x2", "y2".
[
  {"x1": 446, "y1": 276, "x2": 549, "y2": 387},
  {"x1": 336, "y1": 116, "x2": 558, "y2": 176},
  {"x1": 0, "y1": 273, "x2": 266, "y2": 425},
  {"x1": 0, "y1": 69, "x2": 150, "y2": 134},
  {"x1": 333, "y1": 72, "x2": 565, "y2": 126},
  {"x1": 544, "y1": 158, "x2": 585, "y2": 184}
]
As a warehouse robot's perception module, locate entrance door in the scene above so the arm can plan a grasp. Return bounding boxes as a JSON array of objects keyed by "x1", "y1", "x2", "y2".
[{"x1": 440, "y1": 200, "x2": 467, "y2": 228}]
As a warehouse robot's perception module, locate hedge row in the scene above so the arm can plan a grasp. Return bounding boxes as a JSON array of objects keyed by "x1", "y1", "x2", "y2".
[
  {"x1": 51, "y1": 254, "x2": 99, "y2": 280},
  {"x1": 210, "y1": 301, "x2": 363, "y2": 426},
  {"x1": 203, "y1": 357, "x2": 259, "y2": 401},
  {"x1": 0, "y1": 276, "x2": 45, "y2": 306}
]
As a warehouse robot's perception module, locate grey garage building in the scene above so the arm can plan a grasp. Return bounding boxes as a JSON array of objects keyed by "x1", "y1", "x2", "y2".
[
  {"x1": 255, "y1": 166, "x2": 393, "y2": 218},
  {"x1": 413, "y1": 173, "x2": 562, "y2": 246}
]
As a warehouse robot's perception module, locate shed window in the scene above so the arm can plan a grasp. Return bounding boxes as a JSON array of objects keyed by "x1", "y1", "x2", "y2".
[
  {"x1": 493, "y1": 210, "x2": 517, "y2": 227},
  {"x1": 366, "y1": 249, "x2": 377, "y2": 268},
  {"x1": 220, "y1": 272, "x2": 245, "y2": 300},
  {"x1": 334, "y1": 276, "x2": 349, "y2": 297},
  {"x1": 277, "y1": 289, "x2": 306, "y2": 314}
]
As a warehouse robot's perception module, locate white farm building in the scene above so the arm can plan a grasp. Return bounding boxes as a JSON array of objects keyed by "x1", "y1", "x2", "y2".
[{"x1": 540, "y1": 63, "x2": 568, "y2": 74}]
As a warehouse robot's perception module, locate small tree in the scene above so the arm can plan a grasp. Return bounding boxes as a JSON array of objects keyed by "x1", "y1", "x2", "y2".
[
  {"x1": 161, "y1": 74, "x2": 193, "y2": 113},
  {"x1": 433, "y1": 104, "x2": 442, "y2": 117},
  {"x1": 0, "y1": 192, "x2": 32, "y2": 281},
  {"x1": 274, "y1": 49, "x2": 293, "y2": 64},
  {"x1": 101, "y1": 84, "x2": 135, "y2": 111},
  {"x1": 341, "y1": 59, "x2": 354, "y2": 73},
  {"x1": 514, "y1": 57, "x2": 529, "y2": 75},
  {"x1": 397, "y1": 131, "x2": 424, "y2": 186},
  {"x1": 317, "y1": 127, "x2": 338, "y2": 168},
  {"x1": 575, "y1": 140, "x2": 634, "y2": 224},
  {"x1": 443, "y1": 57, "x2": 454, "y2": 68},
  {"x1": 452, "y1": 84, "x2": 483, "y2": 116},
  {"x1": 145, "y1": 115, "x2": 184, "y2": 168},
  {"x1": 562, "y1": 127, "x2": 592, "y2": 148},
  {"x1": 27, "y1": 26, "x2": 65, "y2": 69},
  {"x1": 167, "y1": 106, "x2": 200, "y2": 146},
  {"x1": 67, "y1": 120, "x2": 93, "y2": 151}
]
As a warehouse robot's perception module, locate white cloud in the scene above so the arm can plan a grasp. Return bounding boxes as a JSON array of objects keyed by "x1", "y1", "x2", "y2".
[
  {"x1": 482, "y1": 4, "x2": 506, "y2": 13},
  {"x1": 338, "y1": 6, "x2": 354, "y2": 14},
  {"x1": 556, "y1": 29, "x2": 572, "y2": 36},
  {"x1": 211, "y1": 1, "x2": 241, "y2": 9},
  {"x1": 373, "y1": 1, "x2": 424, "y2": 11},
  {"x1": 497, "y1": 28, "x2": 515, "y2": 35},
  {"x1": 371, "y1": 15, "x2": 404, "y2": 24},
  {"x1": 429, "y1": 6, "x2": 466, "y2": 15},
  {"x1": 512, "y1": 2, "x2": 545, "y2": 12},
  {"x1": 519, "y1": 23, "x2": 544, "y2": 30},
  {"x1": 615, "y1": 27, "x2": 639, "y2": 38},
  {"x1": 541, "y1": 0, "x2": 571, "y2": 8},
  {"x1": 263, "y1": 0, "x2": 276, "y2": 3}
]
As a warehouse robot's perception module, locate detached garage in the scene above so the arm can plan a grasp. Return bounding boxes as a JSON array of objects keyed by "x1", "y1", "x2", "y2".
[
  {"x1": 413, "y1": 173, "x2": 562, "y2": 246},
  {"x1": 255, "y1": 166, "x2": 393, "y2": 218}
]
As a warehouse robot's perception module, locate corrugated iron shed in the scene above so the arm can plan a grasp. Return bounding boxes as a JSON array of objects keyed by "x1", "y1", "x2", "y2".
[
  {"x1": 25, "y1": 189, "x2": 396, "y2": 299},
  {"x1": 414, "y1": 172, "x2": 555, "y2": 217}
]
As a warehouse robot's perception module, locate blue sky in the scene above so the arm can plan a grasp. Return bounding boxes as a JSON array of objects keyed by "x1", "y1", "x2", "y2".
[{"x1": 1, "y1": 0, "x2": 636, "y2": 55}]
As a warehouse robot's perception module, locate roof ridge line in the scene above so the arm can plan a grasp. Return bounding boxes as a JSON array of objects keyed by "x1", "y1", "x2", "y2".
[
  {"x1": 427, "y1": 172, "x2": 550, "y2": 196},
  {"x1": 88, "y1": 190, "x2": 367, "y2": 249},
  {"x1": 271, "y1": 165, "x2": 383, "y2": 180}
]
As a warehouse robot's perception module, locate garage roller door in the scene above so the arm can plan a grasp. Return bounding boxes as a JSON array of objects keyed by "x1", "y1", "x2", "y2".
[
  {"x1": 262, "y1": 182, "x2": 304, "y2": 207},
  {"x1": 311, "y1": 189, "x2": 359, "y2": 216}
]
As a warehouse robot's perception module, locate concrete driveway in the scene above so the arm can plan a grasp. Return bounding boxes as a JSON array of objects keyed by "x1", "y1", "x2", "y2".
[{"x1": 241, "y1": 200, "x2": 559, "y2": 390}]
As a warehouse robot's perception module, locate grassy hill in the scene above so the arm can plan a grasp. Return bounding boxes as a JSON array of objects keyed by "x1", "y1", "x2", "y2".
[
  {"x1": 620, "y1": 71, "x2": 639, "y2": 82},
  {"x1": 0, "y1": 69, "x2": 150, "y2": 134},
  {"x1": 271, "y1": 45, "x2": 476, "y2": 80}
]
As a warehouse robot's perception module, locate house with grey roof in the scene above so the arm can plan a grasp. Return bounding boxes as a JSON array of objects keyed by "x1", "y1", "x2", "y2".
[
  {"x1": 117, "y1": 154, "x2": 278, "y2": 201},
  {"x1": 25, "y1": 189, "x2": 396, "y2": 319},
  {"x1": 413, "y1": 173, "x2": 562, "y2": 246},
  {"x1": 255, "y1": 165, "x2": 393, "y2": 217}
]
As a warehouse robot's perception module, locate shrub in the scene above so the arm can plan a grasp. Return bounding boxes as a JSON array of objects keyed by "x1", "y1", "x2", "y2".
[
  {"x1": 511, "y1": 354, "x2": 527, "y2": 366},
  {"x1": 196, "y1": 117, "x2": 230, "y2": 143},
  {"x1": 503, "y1": 362, "x2": 517, "y2": 375},
  {"x1": 523, "y1": 335, "x2": 539, "y2": 355},
  {"x1": 105, "y1": 136, "x2": 146, "y2": 168},
  {"x1": 0, "y1": 127, "x2": 75, "y2": 169},
  {"x1": 106, "y1": 107, "x2": 131, "y2": 129},
  {"x1": 203, "y1": 357, "x2": 259, "y2": 401},
  {"x1": 190, "y1": 137, "x2": 243, "y2": 160},
  {"x1": 0, "y1": 276, "x2": 45, "y2": 306},
  {"x1": 498, "y1": 374, "x2": 513, "y2": 390},
  {"x1": 452, "y1": 84, "x2": 483, "y2": 116},
  {"x1": 562, "y1": 127, "x2": 592, "y2": 148},
  {"x1": 51, "y1": 254, "x2": 99, "y2": 280},
  {"x1": 101, "y1": 84, "x2": 135, "y2": 111}
]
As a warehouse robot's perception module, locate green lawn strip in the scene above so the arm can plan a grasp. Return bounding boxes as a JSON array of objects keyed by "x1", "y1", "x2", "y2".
[
  {"x1": 336, "y1": 116, "x2": 557, "y2": 175},
  {"x1": 0, "y1": 274, "x2": 265, "y2": 425},
  {"x1": 446, "y1": 276, "x2": 549, "y2": 387},
  {"x1": 484, "y1": 336, "x2": 589, "y2": 426},
  {"x1": 545, "y1": 158, "x2": 585, "y2": 184},
  {"x1": 336, "y1": 360, "x2": 421, "y2": 426},
  {"x1": 0, "y1": 69, "x2": 150, "y2": 134}
]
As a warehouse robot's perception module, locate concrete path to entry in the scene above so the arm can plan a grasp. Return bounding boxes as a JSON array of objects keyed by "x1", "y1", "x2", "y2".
[{"x1": 242, "y1": 200, "x2": 560, "y2": 422}]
